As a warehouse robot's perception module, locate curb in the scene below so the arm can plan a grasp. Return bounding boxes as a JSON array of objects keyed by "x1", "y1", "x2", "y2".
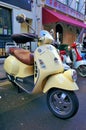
[{"x1": 0, "y1": 80, "x2": 10, "y2": 87}]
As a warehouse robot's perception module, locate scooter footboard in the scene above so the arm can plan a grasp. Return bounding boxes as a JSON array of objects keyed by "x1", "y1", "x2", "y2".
[{"x1": 43, "y1": 73, "x2": 79, "y2": 93}]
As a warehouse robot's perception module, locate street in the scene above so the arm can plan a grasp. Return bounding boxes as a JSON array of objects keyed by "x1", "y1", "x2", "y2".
[
  {"x1": 0, "y1": 74, "x2": 86, "y2": 130},
  {"x1": 0, "y1": 0, "x2": 86, "y2": 129}
]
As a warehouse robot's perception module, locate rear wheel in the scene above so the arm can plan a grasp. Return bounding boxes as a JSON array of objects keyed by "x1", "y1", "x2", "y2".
[
  {"x1": 47, "y1": 89, "x2": 79, "y2": 119},
  {"x1": 77, "y1": 65, "x2": 86, "y2": 77}
]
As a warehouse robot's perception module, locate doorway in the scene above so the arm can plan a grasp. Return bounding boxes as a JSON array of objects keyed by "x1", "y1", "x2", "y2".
[{"x1": 56, "y1": 24, "x2": 63, "y2": 44}]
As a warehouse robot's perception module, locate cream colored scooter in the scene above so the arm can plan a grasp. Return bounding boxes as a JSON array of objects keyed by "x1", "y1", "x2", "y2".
[{"x1": 4, "y1": 14, "x2": 79, "y2": 119}]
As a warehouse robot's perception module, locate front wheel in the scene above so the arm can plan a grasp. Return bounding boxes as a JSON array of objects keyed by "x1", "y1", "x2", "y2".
[
  {"x1": 47, "y1": 89, "x2": 79, "y2": 119},
  {"x1": 77, "y1": 65, "x2": 86, "y2": 77}
]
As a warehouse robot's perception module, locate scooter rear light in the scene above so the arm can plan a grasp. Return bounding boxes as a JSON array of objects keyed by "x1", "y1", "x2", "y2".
[{"x1": 72, "y1": 70, "x2": 77, "y2": 82}]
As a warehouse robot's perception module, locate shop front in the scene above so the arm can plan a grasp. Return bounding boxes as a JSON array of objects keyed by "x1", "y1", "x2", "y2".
[
  {"x1": 42, "y1": 7, "x2": 86, "y2": 45},
  {"x1": 0, "y1": 6, "x2": 12, "y2": 56},
  {"x1": 0, "y1": 0, "x2": 32, "y2": 57}
]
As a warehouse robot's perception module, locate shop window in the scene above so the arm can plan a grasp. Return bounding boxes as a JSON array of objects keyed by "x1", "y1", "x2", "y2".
[
  {"x1": 76, "y1": 0, "x2": 80, "y2": 11},
  {"x1": 0, "y1": 6, "x2": 12, "y2": 35},
  {"x1": 65, "y1": 0, "x2": 69, "y2": 5},
  {"x1": 0, "y1": 6, "x2": 12, "y2": 56}
]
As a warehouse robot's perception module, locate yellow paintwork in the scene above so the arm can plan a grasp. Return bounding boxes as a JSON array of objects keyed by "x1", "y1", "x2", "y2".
[
  {"x1": 34, "y1": 45, "x2": 64, "y2": 83},
  {"x1": 4, "y1": 55, "x2": 33, "y2": 77},
  {"x1": 4, "y1": 44, "x2": 79, "y2": 94},
  {"x1": 32, "y1": 45, "x2": 79, "y2": 94},
  {"x1": 63, "y1": 69, "x2": 76, "y2": 81},
  {"x1": 32, "y1": 69, "x2": 79, "y2": 94},
  {"x1": 43, "y1": 72, "x2": 79, "y2": 93},
  {"x1": 4, "y1": 56, "x2": 19, "y2": 75}
]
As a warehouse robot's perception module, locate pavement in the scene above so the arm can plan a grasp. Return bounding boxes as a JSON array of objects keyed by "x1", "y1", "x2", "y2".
[{"x1": 0, "y1": 59, "x2": 8, "y2": 84}]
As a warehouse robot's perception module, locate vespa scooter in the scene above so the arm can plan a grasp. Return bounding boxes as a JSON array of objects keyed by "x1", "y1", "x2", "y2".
[
  {"x1": 59, "y1": 42, "x2": 86, "y2": 77},
  {"x1": 4, "y1": 14, "x2": 79, "y2": 119},
  {"x1": 69, "y1": 42, "x2": 86, "y2": 77}
]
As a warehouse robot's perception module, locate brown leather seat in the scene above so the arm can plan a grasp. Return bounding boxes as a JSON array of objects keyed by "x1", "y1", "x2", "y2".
[
  {"x1": 10, "y1": 48, "x2": 34, "y2": 65},
  {"x1": 9, "y1": 47, "x2": 21, "y2": 55}
]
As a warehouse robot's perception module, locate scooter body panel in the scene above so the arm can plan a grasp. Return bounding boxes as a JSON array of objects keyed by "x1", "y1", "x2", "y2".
[
  {"x1": 4, "y1": 45, "x2": 79, "y2": 95},
  {"x1": 43, "y1": 70, "x2": 79, "y2": 93},
  {"x1": 34, "y1": 45, "x2": 64, "y2": 84},
  {"x1": 73, "y1": 60, "x2": 86, "y2": 68},
  {"x1": 4, "y1": 55, "x2": 34, "y2": 77}
]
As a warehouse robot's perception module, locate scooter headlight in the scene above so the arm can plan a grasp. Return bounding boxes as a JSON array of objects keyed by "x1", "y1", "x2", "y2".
[{"x1": 64, "y1": 69, "x2": 77, "y2": 82}]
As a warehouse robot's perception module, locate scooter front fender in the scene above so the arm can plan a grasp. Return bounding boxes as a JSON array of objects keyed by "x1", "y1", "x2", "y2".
[
  {"x1": 43, "y1": 73, "x2": 79, "y2": 93},
  {"x1": 74, "y1": 60, "x2": 86, "y2": 68}
]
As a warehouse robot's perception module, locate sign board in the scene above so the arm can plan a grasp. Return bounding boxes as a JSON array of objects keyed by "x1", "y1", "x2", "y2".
[
  {"x1": 46, "y1": 0, "x2": 84, "y2": 21},
  {"x1": 0, "y1": 0, "x2": 31, "y2": 11}
]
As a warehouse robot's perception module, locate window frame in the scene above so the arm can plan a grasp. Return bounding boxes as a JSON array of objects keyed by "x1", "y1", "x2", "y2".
[{"x1": 0, "y1": 6, "x2": 12, "y2": 35}]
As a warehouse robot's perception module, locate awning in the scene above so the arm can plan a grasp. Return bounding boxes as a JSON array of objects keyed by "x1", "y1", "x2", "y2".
[{"x1": 42, "y1": 8, "x2": 86, "y2": 28}]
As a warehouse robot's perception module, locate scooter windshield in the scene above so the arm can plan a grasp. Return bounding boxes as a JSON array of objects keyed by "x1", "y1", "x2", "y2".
[
  {"x1": 39, "y1": 30, "x2": 54, "y2": 44},
  {"x1": 40, "y1": 30, "x2": 49, "y2": 36}
]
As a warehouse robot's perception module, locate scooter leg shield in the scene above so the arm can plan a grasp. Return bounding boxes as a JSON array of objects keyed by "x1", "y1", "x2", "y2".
[{"x1": 43, "y1": 73, "x2": 79, "y2": 93}]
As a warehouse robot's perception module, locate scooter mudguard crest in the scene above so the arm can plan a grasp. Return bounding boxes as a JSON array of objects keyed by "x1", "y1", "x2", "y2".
[
  {"x1": 74, "y1": 60, "x2": 86, "y2": 68},
  {"x1": 43, "y1": 72, "x2": 79, "y2": 93}
]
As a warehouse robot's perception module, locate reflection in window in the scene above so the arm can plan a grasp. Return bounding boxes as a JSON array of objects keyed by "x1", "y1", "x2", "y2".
[
  {"x1": 76, "y1": 0, "x2": 80, "y2": 11},
  {"x1": 65, "y1": 0, "x2": 69, "y2": 5},
  {"x1": 84, "y1": 0, "x2": 86, "y2": 15},
  {"x1": 61, "y1": 0, "x2": 69, "y2": 5},
  {"x1": 0, "y1": 6, "x2": 12, "y2": 35}
]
